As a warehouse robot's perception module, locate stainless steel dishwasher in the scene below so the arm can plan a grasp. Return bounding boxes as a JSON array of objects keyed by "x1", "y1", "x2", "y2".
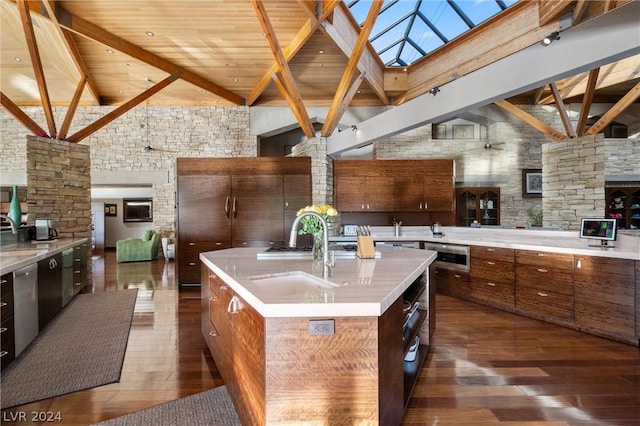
[{"x1": 13, "y1": 263, "x2": 38, "y2": 356}]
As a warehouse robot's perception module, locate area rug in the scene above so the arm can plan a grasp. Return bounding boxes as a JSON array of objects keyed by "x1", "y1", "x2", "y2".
[
  {"x1": 1, "y1": 290, "x2": 138, "y2": 409},
  {"x1": 91, "y1": 386, "x2": 241, "y2": 426}
]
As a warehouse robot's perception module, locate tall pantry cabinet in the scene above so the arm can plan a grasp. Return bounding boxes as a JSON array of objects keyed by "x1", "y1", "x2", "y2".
[{"x1": 176, "y1": 157, "x2": 312, "y2": 290}]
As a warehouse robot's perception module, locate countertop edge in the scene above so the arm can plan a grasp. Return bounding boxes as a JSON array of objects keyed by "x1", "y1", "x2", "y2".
[{"x1": 0, "y1": 238, "x2": 89, "y2": 276}]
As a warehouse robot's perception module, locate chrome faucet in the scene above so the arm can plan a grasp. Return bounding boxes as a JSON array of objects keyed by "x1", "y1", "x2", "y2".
[
  {"x1": 289, "y1": 211, "x2": 330, "y2": 278},
  {"x1": 0, "y1": 214, "x2": 18, "y2": 234}
]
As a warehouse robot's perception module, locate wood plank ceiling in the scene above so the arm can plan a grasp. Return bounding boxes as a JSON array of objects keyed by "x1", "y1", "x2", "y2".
[{"x1": 1, "y1": 0, "x2": 638, "y2": 142}]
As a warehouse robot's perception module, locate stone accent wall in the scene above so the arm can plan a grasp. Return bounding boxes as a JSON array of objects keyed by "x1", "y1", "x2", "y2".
[
  {"x1": 605, "y1": 138, "x2": 640, "y2": 176},
  {"x1": 291, "y1": 137, "x2": 333, "y2": 206},
  {"x1": 26, "y1": 136, "x2": 92, "y2": 239},
  {"x1": 543, "y1": 134, "x2": 605, "y2": 230}
]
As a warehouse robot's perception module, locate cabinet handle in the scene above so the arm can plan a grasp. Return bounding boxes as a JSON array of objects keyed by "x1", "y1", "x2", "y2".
[
  {"x1": 209, "y1": 274, "x2": 217, "y2": 279},
  {"x1": 219, "y1": 285, "x2": 228, "y2": 291},
  {"x1": 1, "y1": 279, "x2": 7, "y2": 284},
  {"x1": 75, "y1": 282, "x2": 82, "y2": 286},
  {"x1": 361, "y1": 203, "x2": 365, "y2": 209},
  {"x1": 224, "y1": 196, "x2": 230, "y2": 217},
  {"x1": 215, "y1": 242, "x2": 223, "y2": 246},
  {"x1": 285, "y1": 201, "x2": 289, "y2": 207},
  {"x1": 227, "y1": 296, "x2": 239, "y2": 314},
  {"x1": 537, "y1": 268, "x2": 548, "y2": 273},
  {"x1": 0, "y1": 351, "x2": 7, "y2": 357},
  {"x1": 209, "y1": 330, "x2": 218, "y2": 337},
  {"x1": 454, "y1": 274, "x2": 461, "y2": 278},
  {"x1": 537, "y1": 253, "x2": 545, "y2": 257},
  {"x1": 537, "y1": 292, "x2": 548, "y2": 297},
  {"x1": 576, "y1": 259, "x2": 582, "y2": 269},
  {"x1": 424, "y1": 201, "x2": 428, "y2": 210},
  {"x1": 487, "y1": 248, "x2": 495, "y2": 252},
  {"x1": 0, "y1": 327, "x2": 6, "y2": 333},
  {"x1": 189, "y1": 242, "x2": 195, "y2": 246},
  {"x1": 232, "y1": 197, "x2": 237, "y2": 218},
  {"x1": 487, "y1": 261, "x2": 496, "y2": 265},
  {"x1": 189, "y1": 262, "x2": 196, "y2": 266},
  {"x1": 75, "y1": 271, "x2": 81, "y2": 274},
  {"x1": 0, "y1": 302, "x2": 7, "y2": 307},
  {"x1": 486, "y1": 282, "x2": 496, "y2": 287},
  {"x1": 367, "y1": 203, "x2": 370, "y2": 210},
  {"x1": 209, "y1": 296, "x2": 217, "y2": 302}
]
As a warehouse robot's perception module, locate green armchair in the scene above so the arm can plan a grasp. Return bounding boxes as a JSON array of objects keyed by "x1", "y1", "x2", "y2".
[{"x1": 116, "y1": 230, "x2": 161, "y2": 263}]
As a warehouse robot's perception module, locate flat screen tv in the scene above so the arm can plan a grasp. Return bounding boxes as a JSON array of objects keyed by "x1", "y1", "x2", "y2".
[{"x1": 579, "y1": 218, "x2": 617, "y2": 247}]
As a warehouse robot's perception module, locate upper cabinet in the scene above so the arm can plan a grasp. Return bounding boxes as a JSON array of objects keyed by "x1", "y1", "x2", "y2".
[
  {"x1": 605, "y1": 185, "x2": 640, "y2": 230},
  {"x1": 334, "y1": 159, "x2": 455, "y2": 213}
]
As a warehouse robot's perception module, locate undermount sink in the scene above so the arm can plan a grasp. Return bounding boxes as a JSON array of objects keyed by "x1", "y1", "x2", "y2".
[{"x1": 249, "y1": 271, "x2": 339, "y2": 296}]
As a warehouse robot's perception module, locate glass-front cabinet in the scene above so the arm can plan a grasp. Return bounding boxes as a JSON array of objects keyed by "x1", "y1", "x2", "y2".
[
  {"x1": 456, "y1": 187, "x2": 500, "y2": 226},
  {"x1": 605, "y1": 185, "x2": 640, "y2": 229}
]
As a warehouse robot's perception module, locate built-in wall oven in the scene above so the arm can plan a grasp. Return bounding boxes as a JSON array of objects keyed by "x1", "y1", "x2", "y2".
[{"x1": 423, "y1": 243, "x2": 470, "y2": 272}]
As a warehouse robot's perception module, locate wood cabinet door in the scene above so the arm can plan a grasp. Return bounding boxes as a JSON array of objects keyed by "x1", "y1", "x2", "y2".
[
  {"x1": 335, "y1": 176, "x2": 367, "y2": 211},
  {"x1": 284, "y1": 174, "x2": 311, "y2": 212},
  {"x1": 365, "y1": 176, "x2": 395, "y2": 211},
  {"x1": 423, "y1": 175, "x2": 454, "y2": 211},
  {"x1": 574, "y1": 256, "x2": 635, "y2": 338},
  {"x1": 394, "y1": 176, "x2": 424, "y2": 211},
  {"x1": 178, "y1": 175, "x2": 231, "y2": 242},
  {"x1": 231, "y1": 175, "x2": 284, "y2": 244}
]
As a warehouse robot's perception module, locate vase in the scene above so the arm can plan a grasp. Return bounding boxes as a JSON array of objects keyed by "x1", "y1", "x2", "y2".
[
  {"x1": 312, "y1": 232, "x2": 324, "y2": 261},
  {"x1": 8, "y1": 185, "x2": 22, "y2": 226}
]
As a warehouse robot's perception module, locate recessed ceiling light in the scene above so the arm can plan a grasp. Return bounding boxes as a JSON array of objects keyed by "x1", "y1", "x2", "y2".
[
  {"x1": 106, "y1": 49, "x2": 114, "y2": 54},
  {"x1": 14, "y1": 57, "x2": 22, "y2": 62},
  {"x1": 146, "y1": 31, "x2": 154, "y2": 36}
]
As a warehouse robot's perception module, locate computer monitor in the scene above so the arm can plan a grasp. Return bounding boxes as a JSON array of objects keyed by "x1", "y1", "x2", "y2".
[{"x1": 579, "y1": 218, "x2": 617, "y2": 247}]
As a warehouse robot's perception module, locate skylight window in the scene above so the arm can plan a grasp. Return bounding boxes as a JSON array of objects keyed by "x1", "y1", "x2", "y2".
[{"x1": 346, "y1": 0, "x2": 519, "y2": 66}]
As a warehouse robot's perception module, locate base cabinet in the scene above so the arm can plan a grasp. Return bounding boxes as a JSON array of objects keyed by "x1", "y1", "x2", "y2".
[
  {"x1": 434, "y1": 268, "x2": 470, "y2": 299},
  {"x1": 470, "y1": 246, "x2": 515, "y2": 309},
  {"x1": 574, "y1": 255, "x2": 635, "y2": 340},
  {"x1": 1, "y1": 272, "x2": 15, "y2": 370},
  {"x1": 37, "y1": 253, "x2": 62, "y2": 331},
  {"x1": 515, "y1": 250, "x2": 575, "y2": 321},
  {"x1": 201, "y1": 262, "x2": 433, "y2": 424}
]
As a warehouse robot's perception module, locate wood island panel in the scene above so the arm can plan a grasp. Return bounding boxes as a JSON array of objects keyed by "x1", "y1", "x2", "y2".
[{"x1": 263, "y1": 299, "x2": 404, "y2": 425}]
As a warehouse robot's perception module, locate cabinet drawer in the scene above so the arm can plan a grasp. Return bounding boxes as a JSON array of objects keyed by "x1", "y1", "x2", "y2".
[
  {"x1": 1, "y1": 317, "x2": 15, "y2": 370},
  {"x1": 1, "y1": 274, "x2": 13, "y2": 299},
  {"x1": 471, "y1": 258, "x2": 514, "y2": 281},
  {"x1": 434, "y1": 268, "x2": 470, "y2": 299},
  {"x1": 471, "y1": 278, "x2": 514, "y2": 307},
  {"x1": 516, "y1": 286, "x2": 574, "y2": 320},
  {"x1": 470, "y1": 246, "x2": 514, "y2": 262},
  {"x1": 0, "y1": 294, "x2": 14, "y2": 323},
  {"x1": 516, "y1": 250, "x2": 574, "y2": 270},
  {"x1": 516, "y1": 265, "x2": 574, "y2": 296}
]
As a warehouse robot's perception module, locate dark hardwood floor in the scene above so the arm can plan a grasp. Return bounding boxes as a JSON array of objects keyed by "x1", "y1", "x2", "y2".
[{"x1": 2, "y1": 251, "x2": 639, "y2": 425}]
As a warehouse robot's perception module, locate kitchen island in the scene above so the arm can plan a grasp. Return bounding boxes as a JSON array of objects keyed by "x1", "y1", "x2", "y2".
[{"x1": 200, "y1": 246, "x2": 436, "y2": 425}]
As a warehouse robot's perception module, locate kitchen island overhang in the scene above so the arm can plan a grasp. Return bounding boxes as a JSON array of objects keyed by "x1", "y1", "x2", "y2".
[{"x1": 199, "y1": 246, "x2": 437, "y2": 425}]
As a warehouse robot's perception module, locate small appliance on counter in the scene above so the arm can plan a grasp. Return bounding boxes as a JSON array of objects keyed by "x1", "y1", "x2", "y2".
[
  {"x1": 35, "y1": 219, "x2": 58, "y2": 241},
  {"x1": 430, "y1": 222, "x2": 443, "y2": 236},
  {"x1": 343, "y1": 224, "x2": 359, "y2": 237}
]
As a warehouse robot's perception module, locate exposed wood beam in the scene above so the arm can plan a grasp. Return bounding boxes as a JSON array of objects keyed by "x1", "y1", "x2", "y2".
[
  {"x1": 574, "y1": 0, "x2": 589, "y2": 24},
  {"x1": 587, "y1": 80, "x2": 640, "y2": 135},
  {"x1": 532, "y1": 86, "x2": 546, "y2": 104},
  {"x1": 322, "y1": 2, "x2": 388, "y2": 104},
  {"x1": 538, "y1": 0, "x2": 574, "y2": 26},
  {"x1": 33, "y1": 5, "x2": 243, "y2": 105},
  {"x1": 494, "y1": 99, "x2": 566, "y2": 141},
  {"x1": 576, "y1": 68, "x2": 599, "y2": 136},
  {"x1": 251, "y1": 0, "x2": 315, "y2": 138},
  {"x1": 295, "y1": 0, "x2": 316, "y2": 20},
  {"x1": 41, "y1": 0, "x2": 99, "y2": 105},
  {"x1": 1, "y1": 91, "x2": 49, "y2": 138},
  {"x1": 58, "y1": 76, "x2": 87, "y2": 140},
  {"x1": 17, "y1": 0, "x2": 56, "y2": 138},
  {"x1": 67, "y1": 72, "x2": 181, "y2": 143},
  {"x1": 322, "y1": 1, "x2": 381, "y2": 137},
  {"x1": 271, "y1": 72, "x2": 308, "y2": 136},
  {"x1": 494, "y1": 100, "x2": 566, "y2": 141},
  {"x1": 322, "y1": 72, "x2": 366, "y2": 137},
  {"x1": 549, "y1": 82, "x2": 576, "y2": 138},
  {"x1": 247, "y1": 0, "x2": 341, "y2": 106}
]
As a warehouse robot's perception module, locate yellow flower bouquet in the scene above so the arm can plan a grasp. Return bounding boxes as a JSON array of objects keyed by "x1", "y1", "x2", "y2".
[{"x1": 296, "y1": 204, "x2": 340, "y2": 236}]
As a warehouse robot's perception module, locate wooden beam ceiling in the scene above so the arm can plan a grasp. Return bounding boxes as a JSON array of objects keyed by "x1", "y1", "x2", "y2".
[{"x1": 587, "y1": 80, "x2": 640, "y2": 135}]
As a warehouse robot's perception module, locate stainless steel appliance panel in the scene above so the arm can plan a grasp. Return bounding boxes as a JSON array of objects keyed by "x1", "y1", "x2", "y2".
[
  {"x1": 13, "y1": 263, "x2": 38, "y2": 356},
  {"x1": 424, "y1": 243, "x2": 470, "y2": 272}
]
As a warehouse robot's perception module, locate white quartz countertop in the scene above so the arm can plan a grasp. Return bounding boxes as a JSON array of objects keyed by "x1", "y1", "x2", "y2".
[
  {"x1": 0, "y1": 238, "x2": 88, "y2": 276},
  {"x1": 331, "y1": 226, "x2": 640, "y2": 260},
  {"x1": 200, "y1": 246, "x2": 436, "y2": 318}
]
